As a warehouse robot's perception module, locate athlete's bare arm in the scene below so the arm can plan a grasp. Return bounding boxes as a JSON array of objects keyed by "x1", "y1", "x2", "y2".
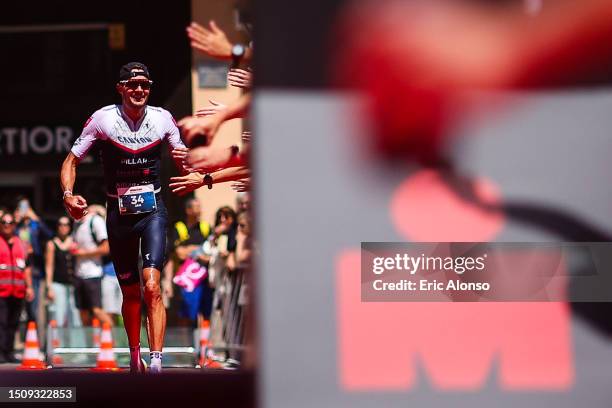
[{"x1": 60, "y1": 152, "x2": 88, "y2": 220}]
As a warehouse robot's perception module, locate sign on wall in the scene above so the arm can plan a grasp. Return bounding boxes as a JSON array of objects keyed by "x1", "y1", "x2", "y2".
[
  {"x1": 0, "y1": 126, "x2": 74, "y2": 155},
  {"x1": 196, "y1": 61, "x2": 228, "y2": 88}
]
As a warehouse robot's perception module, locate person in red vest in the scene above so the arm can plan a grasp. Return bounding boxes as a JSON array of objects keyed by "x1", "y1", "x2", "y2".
[{"x1": 0, "y1": 211, "x2": 34, "y2": 363}]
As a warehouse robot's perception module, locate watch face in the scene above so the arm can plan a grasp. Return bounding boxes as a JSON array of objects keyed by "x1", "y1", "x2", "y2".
[{"x1": 232, "y1": 44, "x2": 245, "y2": 58}]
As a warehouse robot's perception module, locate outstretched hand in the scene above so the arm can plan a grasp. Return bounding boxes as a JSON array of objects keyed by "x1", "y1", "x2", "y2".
[
  {"x1": 178, "y1": 115, "x2": 223, "y2": 147},
  {"x1": 188, "y1": 145, "x2": 239, "y2": 173},
  {"x1": 169, "y1": 173, "x2": 205, "y2": 196},
  {"x1": 171, "y1": 147, "x2": 195, "y2": 173},
  {"x1": 231, "y1": 178, "x2": 250, "y2": 192},
  {"x1": 195, "y1": 99, "x2": 227, "y2": 117},
  {"x1": 186, "y1": 21, "x2": 232, "y2": 60},
  {"x1": 227, "y1": 68, "x2": 252, "y2": 90}
]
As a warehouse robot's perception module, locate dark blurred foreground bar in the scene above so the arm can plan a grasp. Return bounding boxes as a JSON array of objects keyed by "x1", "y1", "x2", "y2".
[{"x1": 0, "y1": 369, "x2": 255, "y2": 407}]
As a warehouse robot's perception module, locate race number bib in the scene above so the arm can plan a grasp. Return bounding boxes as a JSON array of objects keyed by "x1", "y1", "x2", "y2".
[{"x1": 117, "y1": 184, "x2": 157, "y2": 215}]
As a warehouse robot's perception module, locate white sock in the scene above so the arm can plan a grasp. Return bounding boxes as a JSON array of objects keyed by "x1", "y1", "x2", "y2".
[{"x1": 150, "y1": 351, "x2": 162, "y2": 372}]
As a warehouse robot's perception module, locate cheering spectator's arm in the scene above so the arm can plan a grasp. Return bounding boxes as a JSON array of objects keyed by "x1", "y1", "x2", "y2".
[
  {"x1": 24, "y1": 266, "x2": 34, "y2": 302},
  {"x1": 170, "y1": 167, "x2": 250, "y2": 195},
  {"x1": 231, "y1": 178, "x2": 251, "y2": 192},
  {"x1": 169, "y1": 225, "x2": 203, "y2": 261},
  {"x1": 163, "y1": 110, "x2": 194, "y2": 176},
  {"x1": 226, "y1": 252, "x2": 237, "y2": 272},
  {"x1": 187, "y1": 144, "x2": 246, "y2": 173},
  {"x1": 179, "y1": 93, "x2": 251, "y2": 147},
  {"x1": 187, "y1": 21, "x2": 253, "y2": 62},
  {"x1": 228, "y1": 68, "x2": 252, "y2": 90},
  {"x1": 74, "y1": 240, "x2": 109, "y2": 259},
  {"x1": 195, "y1": 99, "x2": 227, "y2": 117},
  {"x1": 241, "y1": 130, "x2": 251, "y2": 144},
  {"x1": 170, "y1": 147, "x2": 196, "y2": 174},
  {"x1": 236, "y1": 233, "x2": 251, "y2": 265},
  {"x1": 208, "y1": 166, "x2": 251, "y2": 185},
  {"x1": 74, "y1": 215, "x2": 109, "y2": 259},
  {"x1": 25, "y1": 207, "x2": 54, "y2": 241},
  {"x1": 45, "y1": 240, "x2": 55, "y2": 301},
  {"x1": 175, "y1": 244, "x2": 201, "y2": 261}
]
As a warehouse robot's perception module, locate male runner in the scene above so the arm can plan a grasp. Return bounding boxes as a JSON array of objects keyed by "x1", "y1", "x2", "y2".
[{"x1": 60, "y1": 62, "x2": 192, "y2": 373}]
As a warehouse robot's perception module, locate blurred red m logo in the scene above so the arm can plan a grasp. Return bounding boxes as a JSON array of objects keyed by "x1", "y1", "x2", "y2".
[{"x1": 337, "y1": 250, "x2": 573, "y2": 391}]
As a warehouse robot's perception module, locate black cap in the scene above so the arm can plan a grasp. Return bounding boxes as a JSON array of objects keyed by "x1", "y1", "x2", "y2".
[{"x1": 119, "y1": 62, "x2": 151, "y2": 81}]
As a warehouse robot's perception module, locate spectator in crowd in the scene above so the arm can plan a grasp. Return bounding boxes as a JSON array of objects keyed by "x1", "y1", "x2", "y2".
[
  {"x1": 0, "y1": 212, "x2": 34, "y2": 363},
  {"x1": 215, "y1": 206, "x2": 238, "y2": 257},
  {"x1": 14, "y1": 198, "x2": 52, "y2": 326},
  {"x1": 169, "y1": 198, "x2": 213, "y2": 327},
  {"x1": 212, "y1": 207, "x2": 251, "y2": 367},
  {"x1": 87, "y1": 205, "x2": 123, "y2": 325},
  {"x1": 72, "y1": 206, "x2": 112, "y2": 326},
  {"x1": 45, "y1": 216, "x2": 81, "y2": 328},
  {"x1": 236, "y1": 192, "x2": 250, "y2": 213},
  {"x1": 235, "y1": 211, "x2": 252, "y2": 267},
  {"x1": 227, "y1": 211, "x2": 252, "y2": 272}
]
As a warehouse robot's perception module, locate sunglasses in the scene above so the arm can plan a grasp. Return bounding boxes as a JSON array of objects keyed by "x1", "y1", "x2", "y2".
[
  {"x1": 121, "y1": 80, "x2": 153, "y2": 90},
  {"x1": 0, "y1": 220, "x2": 14, "y2": 226},
  {"x1": 58, "y1": 223, "x2": 71, "y2": 227}
]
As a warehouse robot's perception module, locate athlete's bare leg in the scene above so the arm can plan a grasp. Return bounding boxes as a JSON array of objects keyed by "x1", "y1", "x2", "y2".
[
  {"x1": 120, "y1": 283, "x2": 142, "y2": 371},
  {"x1": 143, "y1": 268, "x2": 165, "y2": 372}
]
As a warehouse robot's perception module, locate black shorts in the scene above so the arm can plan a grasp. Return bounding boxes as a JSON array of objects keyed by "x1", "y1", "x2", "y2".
[
  {"x1": 106, "y1": 197, "x2": 168, "y2": 286},
  {"x1": 74, "y1": 277, "x2": 103, "y2": 310}
]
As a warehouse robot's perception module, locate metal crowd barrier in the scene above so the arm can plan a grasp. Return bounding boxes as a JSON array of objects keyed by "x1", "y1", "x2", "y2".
[
  {"x1": 46, "y1": 326, "x2": 196, "y2": 368},
  {"x1": 205, "y1": 265, "x2": 249, "y2": 365}
]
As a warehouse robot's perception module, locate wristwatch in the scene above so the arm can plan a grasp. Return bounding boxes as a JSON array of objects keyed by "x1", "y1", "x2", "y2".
[
  {"x1": 231, "y1": 43, "x2": 246, "y2": 68},
  {"x1": 203, "y1": 173, "x2": 213, "y2": 190}
]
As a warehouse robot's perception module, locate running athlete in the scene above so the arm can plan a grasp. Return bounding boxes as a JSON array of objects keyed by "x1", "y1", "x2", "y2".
[{"x1": 60, "y1": 62, "x2": 192, "y2": 373}]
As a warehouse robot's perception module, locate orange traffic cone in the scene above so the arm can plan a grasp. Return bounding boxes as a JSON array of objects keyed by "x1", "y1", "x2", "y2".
[
  {"x1": 91, "y1": 322, "x2": 119, "y2": 371},
  {"x1": 49, "y1": 320, "x2": 63, "y2": 365},
  {"x1": 199, "y1": 320, "x2": 222, "y2": 369},
  {"x1": 198, "y1": 320, "x2": 210, "y2": 366},
  {"x1": 18, "y1": 322, "x2": 46, "y2": 370},
  {"x1": 92, "y1": 318, "x2": 101, "y2": 348}
]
